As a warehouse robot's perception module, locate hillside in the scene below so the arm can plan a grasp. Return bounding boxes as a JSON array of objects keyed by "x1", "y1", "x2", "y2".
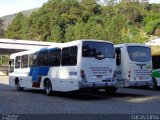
[{"x1": 0, "y1": 8, "x2": 38, "y2": 29}]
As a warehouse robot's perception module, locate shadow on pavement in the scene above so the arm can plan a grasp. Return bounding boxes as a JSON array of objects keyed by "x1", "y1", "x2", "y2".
[{"x1": 20, "y1": 88, "x2": 147, "y2": 101}]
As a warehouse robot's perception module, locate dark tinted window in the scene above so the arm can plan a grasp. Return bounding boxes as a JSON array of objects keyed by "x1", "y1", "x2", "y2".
[
  {"x1": 82, "y1": 41, "x2": 115, "y2": 59},
  {"x1": 62, "y1": 46, "x2": 77, "y2": 66},
  {"x1": 127, "y1": 46, "x2": 151, "y2": 62},
  {"x1": 115, "y1": 48, "x2": 121, "y2": 65},
  {"x1": 49, "y1": 49, "x2": 61, "y2": 66},
  {"x1": 152, "y1": 56, "x2": 160, "y2": 69},
  {"x1": 21, "y1": 55, "x2": 28, "y2": 68},
  {"x1": 15, "y1": 56, "x2": 20, "y2": 69},
  {"x1": 9, "y1": 59, "x2": 14, "y2": 73},
  {"x1": 37, "y1": 50, "x2": 49, "y2": 66}
]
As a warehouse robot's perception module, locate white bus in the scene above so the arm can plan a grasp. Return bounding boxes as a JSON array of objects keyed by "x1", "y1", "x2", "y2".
[
  {"x1": 152, "y1": 55, "x2": 160, "y2": 90},
  {"x1": 9, "y1": 39, "x2": 117, "y2": 95},
  {"x1": 115, "y1": 43, "x2": 152, "y2": 88}
]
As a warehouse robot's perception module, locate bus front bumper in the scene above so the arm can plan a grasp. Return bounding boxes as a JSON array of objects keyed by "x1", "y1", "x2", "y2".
[{"x1": 79, "y1": 81, "x2": 116, "y2": 89}]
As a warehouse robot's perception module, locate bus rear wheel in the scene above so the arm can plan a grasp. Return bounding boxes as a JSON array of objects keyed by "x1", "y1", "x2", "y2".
[
  {"x1": 152, "y1": 77, "x2": 157, "y2": 90},
  {"x1": 44, "y1": 79, "x2": 52, "y2": 96}
]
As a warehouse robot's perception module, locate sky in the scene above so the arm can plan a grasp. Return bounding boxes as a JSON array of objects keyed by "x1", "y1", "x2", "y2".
[
  {"x1": 0, "y1": 0, "x2": 48, "y2": 17},
  {"x1": 0, "y1": 0, "x2": 159, "y2": 17}
]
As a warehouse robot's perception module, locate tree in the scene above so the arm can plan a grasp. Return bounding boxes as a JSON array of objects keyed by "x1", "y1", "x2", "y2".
[
  {"x1": 80, "y1": 0, "x2": 101, "y2": 22},
  {"x1": 4, "y1": 0, "x2": 160, "y2": 43},
  {"x1": 154, "y1": 27, "x2": 160, "y2": 37},
  {"x1": 0, "y1": 19, "x2": 4, "y2": 37},
  {"x1": 48, "y1": 25, "x2": 62, "y2": 42},
  {"x1": 5, "y1": 13, "x2": 27, "y2": 39}
]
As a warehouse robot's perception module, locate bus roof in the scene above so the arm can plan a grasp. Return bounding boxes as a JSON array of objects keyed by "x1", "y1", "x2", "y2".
[
  {"x1": 10, "y1": 39, "x2": 113, "y2": 58},
  {"x1": 114, "y1": 43, "x2": 149, "y2": 48}
]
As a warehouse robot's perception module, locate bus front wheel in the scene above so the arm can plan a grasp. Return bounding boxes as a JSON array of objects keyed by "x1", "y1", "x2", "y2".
[{"x1": 44, "y1": 79, "x2": 52, "y2": 96}]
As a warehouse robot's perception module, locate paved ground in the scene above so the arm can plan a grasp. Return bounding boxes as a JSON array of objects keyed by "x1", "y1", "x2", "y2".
[
  {"x1": 0, "y1": 82, "x2": 160, "y2": 114},
  {"x1": 0, "y1": 76, "x2": 160, "y2": 119},
  {"x1": 0, "y1": 76, "x2": 8, "y2": 85}
]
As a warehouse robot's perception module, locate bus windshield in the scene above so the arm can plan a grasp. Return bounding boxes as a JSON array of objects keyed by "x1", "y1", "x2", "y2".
[
  {"x1": 82, "y1": 41, "x2": 115, "y2": 59},
  {"x1": 127, "y1": 46, "x2": 151, "y2": 62}
]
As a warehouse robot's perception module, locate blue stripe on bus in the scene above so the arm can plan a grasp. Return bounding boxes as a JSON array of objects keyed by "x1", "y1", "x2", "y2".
[
  {"x1": 32, "y1": 67, "x2": 39, "y2": 82},
  {"x1": 29, "y1": 67, "x2": 50, "y2": 82},
  {"x1": 29, "y1": 68, "x2": 34, "y2": 76},
  {"x1": 38, "y1": 67, "x2": 50, "y2": 76}
]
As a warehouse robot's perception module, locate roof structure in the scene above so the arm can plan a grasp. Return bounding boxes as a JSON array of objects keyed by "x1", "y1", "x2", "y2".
[{"x1": 0, "y1": 38, "x2": 60, "y2": 54}]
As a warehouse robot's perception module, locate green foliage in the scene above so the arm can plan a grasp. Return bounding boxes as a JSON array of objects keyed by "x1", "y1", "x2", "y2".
[
  {"x1": 0, "y1": 19, "x2": 4, "y2": 37},
  {"x1": 0, "y1": 55, "x2": 9, "y2": 66},
  {"x1": 145, "y1": 20, "x2": 160, "y2": 34},
  {"x1": 48, "y1": 25, "x2": 62, "y2": 42},
  {"x1": 5, "y1": 13, "x2": 26, "y2": 39},
  {"x1": 4, "y1": 0, "x2": 160, "y2": 44}
]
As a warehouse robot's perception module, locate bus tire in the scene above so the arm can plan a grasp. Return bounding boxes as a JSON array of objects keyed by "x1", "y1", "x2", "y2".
[
  {"x1": 44, "y1": 79, "x2": 52, "y2": 96},
  {"x1": 105, "y1": 87, "x2": 118, "y2": 94},
  {"x1": 16, "y1": 79, "x2": 24, "y2": 91},
  {"x1": 152, "y1": 77, "x2": 157, "y2": 90}
]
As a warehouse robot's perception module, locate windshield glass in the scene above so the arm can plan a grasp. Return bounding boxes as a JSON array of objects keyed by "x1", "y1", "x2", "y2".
[
  {"x1": 127, "y1": 46, "x2": 151, "y2": 62},
  {"x1": 82, "y1": 41, "x2": 115, "y2": 58}
]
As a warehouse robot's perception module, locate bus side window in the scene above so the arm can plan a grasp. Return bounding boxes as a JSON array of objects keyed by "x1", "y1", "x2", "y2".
[
  {"x1": 115, "y1": 48, "x2": 121, "y2": 66},
  {"x1": 49, "y1": 49, "x2": 61, "y2": 67},
  {"x1": 49, "y1": 50, "x2": 55, "y2": 66},
  {"x1": 29, "y1": 53, "x2": 37, "y2": 67},
  {"x1": 15, "y1": 56, "x2": 21, "y2": 69},
  {"x1": 70, "y1": 46, "x2": 77, "y2": 65},
  {"x1": 62, "y1": 48, "x2": 69, "y2": 66},
  {"x1": 21, "y1": 55, "x2": 28, "y2": 68},
  {"x1": 37, "y1": 51, "x2": 49, "y2": 66},
  {"x1": 62, "y1": 46, "x2": 77, "y2": 66},
  {"x1": 55, "y1": 49, "x2": 61, "y2": 66},
  {"x1": 9, "y1": 59, "x2": 14, "y2": 73}
]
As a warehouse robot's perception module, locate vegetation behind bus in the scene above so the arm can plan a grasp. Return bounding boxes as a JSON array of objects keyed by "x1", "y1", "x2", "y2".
[{"x1": 2, "y1": 0, "x2": 160, "y2": 43}]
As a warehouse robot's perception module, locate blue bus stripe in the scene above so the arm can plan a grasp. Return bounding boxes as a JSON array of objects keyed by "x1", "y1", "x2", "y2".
[{"x1": 29, "y1": 67, "x2": 50, "y2": 82}]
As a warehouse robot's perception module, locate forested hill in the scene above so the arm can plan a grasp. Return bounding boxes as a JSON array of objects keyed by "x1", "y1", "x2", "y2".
[
  {"x1": 3, "y1": 0, "x2": 160, "y2": 44},
  {"x1": 0, "y1": 8, "x2": 38, "y2": 30}
]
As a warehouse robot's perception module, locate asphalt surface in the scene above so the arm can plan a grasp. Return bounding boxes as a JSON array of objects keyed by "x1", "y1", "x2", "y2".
[{"x1": 0, "y1": 83, "x2": 160, "y2": 115}]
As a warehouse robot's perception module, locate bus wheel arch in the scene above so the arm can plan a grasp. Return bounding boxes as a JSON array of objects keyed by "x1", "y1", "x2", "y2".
[
  {"x1": 152, "y1": 77, "x2": 157, "y2": 90},
  {"x1": 43, "y1": 78, "x2": 52, "y2": 96}
]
